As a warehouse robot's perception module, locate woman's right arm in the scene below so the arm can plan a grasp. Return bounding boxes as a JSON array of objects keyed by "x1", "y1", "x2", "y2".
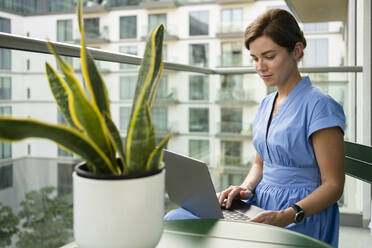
[{"x1": 218, "y1": 152, "x2": 263, "y2": 209}]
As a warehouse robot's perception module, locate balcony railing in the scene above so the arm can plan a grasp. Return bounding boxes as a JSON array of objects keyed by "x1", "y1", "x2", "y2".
[
  {"x1": 154, "y1": 88, "x2": 179, "y2": 104},
  {"x1": 141, "y1": 25, "x2": 179, "y2": 41},
  {"x1": 74, "y1": 27, "x2": 110, "y2": 44},
  {"x1": 140, "y1": 0, "x2": 179, "y2": 9},
  {"x1": 216, "y1": 22, "x2": 245, "y2": 38},
  {"x1": 216, "y1": 122, "x2": 252, "y2": 138},
  {"x1": 216, "y1": 89, "x2": 257, "y2": 105}
]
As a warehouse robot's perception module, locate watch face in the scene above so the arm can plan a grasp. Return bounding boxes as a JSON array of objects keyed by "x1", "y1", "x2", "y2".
[{"x1": 295, "y1": 211, "x2": 305, "y2": 223}]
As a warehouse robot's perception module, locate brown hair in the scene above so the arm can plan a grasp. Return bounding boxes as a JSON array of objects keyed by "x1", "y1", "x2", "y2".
[{"x1": 244, "y1": 9, "x2": 306, "y2": 58}]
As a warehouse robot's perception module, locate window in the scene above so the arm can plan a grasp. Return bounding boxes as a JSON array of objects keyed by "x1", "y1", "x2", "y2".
[
  {"x1": 0, "y1": 142, "x2": 11, "y2": 159},
  {"x1": 0, "y1": 17, "x2": 11, "y2": 33},
  {"x1": 189, "y1": 44, "x2": 209, "y2": 67},
  {"x1": 0, "y1": 77, "x2": 11, "y2": 100},
  {"x1": 0, "y1": 49, "x2": 11, "y2": 70},
  {"x1": 119, "y1": 46, "x2": 137, "y2": 69},
  {"x1": 84, "y1": 18, "x2": 100, "y2": 39},
  {"x1": 189, "y1": 11, "x2": 209, "y2": 36},
  {"x1": 303, "y1": 39, "x2": 329, "y2": 66},
  {"x1": 58, "y1": 163, "x2": 74, "y2": 196},
  {"x1": 189, "y1": 108, "x2": 209, "y2": 132},
  {"x1": 151, "y1": 107, "x2": 168, "y2": 132},
  {"x1": 221, "y1": 42, "x2": 242, "y2": 67},
  {"x1": 221, "y1": 75, "x2": 242, "y2": 90},
  {"x1": 0, "y1": 106, "x2": 11, "y2": 115},
  {"x1": 120, "y1": 76, "x2": 137, "y2": 100},
  {"x1": 221, "y1": 108, "x2": 242, "y2": 133},
  {"x1": 220, "y1": 8, "x2": 242, "y2": 33},
  {"x1": 156, "y1": 76, "x2": 168, "y2": 99},
  {"x1": 221, "y1": 140, "x2": 242, "y2": 166},
  {"x1": 189, "y1": 75, "x2": 209, "y2": 100},
  {"x1": 303, "y1": 22, "x2": 329, "y2": 32},
  {"x1": 189, "y1": 139, "x2": 209, "y2": 164},
  {"x1": 120, "y1": 106, "x2": 131, "y2": 130},
  {"x1": 57, "y1": 19, "x2": 72, "y2": 42},
  {"x1": 148, "y1": 13, "x2": 167, "y2": 32},
  {"x1": 26, "y1": 59, "x2": 30, "y2": 70},
  {"x1": 221, "y1": 174, "x2": 245, "y2": 192},
  {"x1": 0, "y1": 165, "x2": 12, "y2": 190},
  {"x1": 120, "y1": 16, "x2": 137, "y2": 39}
]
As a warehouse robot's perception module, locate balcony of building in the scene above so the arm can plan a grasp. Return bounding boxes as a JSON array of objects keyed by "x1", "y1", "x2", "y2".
[
  {"x1": 74, "y1": 26, "x2": 110, "y2": 44},
  {"x1": 215, "y1": 89, "x2": 257, "y2": 106},
  {"x1": 154, "y1": 88, "x2": 180, "y2": 105},
  {"x1": 215, "y1": 122, "x2": 252, "y2": 139},
  {"x1": 141, "y1": 25, "x2": 179, "y2": 41},
  {"x1": 140, "y1": 0, "x2": 178, "y2": 9},
  {"x1": 216, "y1": 22, "x2": 245, "y2": 38}
]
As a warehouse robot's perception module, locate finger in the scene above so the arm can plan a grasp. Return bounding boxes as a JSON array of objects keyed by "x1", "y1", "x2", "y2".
[
  {"x1": 218, "y1": 187, "x2": 232, "y2": 205},
  {"x1": 226, "y1": 187, "x2": 241, "y2": 209}
]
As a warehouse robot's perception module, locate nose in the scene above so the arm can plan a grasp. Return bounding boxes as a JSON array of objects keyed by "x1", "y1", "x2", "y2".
[{"x1": 255, "y1": 59, "x2": 267, "y2": 72}]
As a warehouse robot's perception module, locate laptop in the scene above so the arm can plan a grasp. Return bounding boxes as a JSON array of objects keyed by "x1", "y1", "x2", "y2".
[{"x1": 163, "y1": 149, "x2": 264, "y2": 221}]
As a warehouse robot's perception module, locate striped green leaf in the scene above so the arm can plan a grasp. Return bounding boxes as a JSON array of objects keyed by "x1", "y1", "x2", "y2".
[
  {"x1": 77, "y1": 1, "x2": 111, "y2": 118},
  {"x1": 131, "y1": 24, "x2": 164, "y2": 116},
  {"x1": 45, "y1": 63, "x2": 78, "y2": 129},
  {"x1": 46, "y1": 42, "x2": 116, "y2": 167},
  {"x1": 126, "y1": 101, "x2": 156, "y2": 173},
  {"x1": 0, "y1": 117, "x2": 117, "y2": 174},
  {"x1": 103, "y1": 113, "x2": 128, "y2": 174},
  {"x1": 146, "y1": 132, "x2": 173, "y2": 171}
]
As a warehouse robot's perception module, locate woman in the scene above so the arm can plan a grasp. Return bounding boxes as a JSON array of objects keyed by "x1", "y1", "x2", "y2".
[{"x1": 166, "y1": 9, "x2": 345, "y2": 247}]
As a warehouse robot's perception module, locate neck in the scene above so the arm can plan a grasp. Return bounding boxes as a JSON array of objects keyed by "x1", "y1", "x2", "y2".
[{"x1": 276, "y1": 70, "x2": 302, "y2": 100}]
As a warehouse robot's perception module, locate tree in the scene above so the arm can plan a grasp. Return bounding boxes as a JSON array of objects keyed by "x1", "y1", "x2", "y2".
[
  {"x1": 16, "y1": 187, "x2": 73, "y2": 248},
  {"x1": 0, "y1": 203, "x2": 19, "y2": 247}
]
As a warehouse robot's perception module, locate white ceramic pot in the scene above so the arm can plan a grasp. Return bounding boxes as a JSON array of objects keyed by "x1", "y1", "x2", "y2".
[{"x1": 73, "y1": 163, "x2": 165, "y2": 248}]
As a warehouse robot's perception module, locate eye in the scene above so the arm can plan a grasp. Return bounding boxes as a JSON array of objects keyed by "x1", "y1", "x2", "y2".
[{"x1": 265, "y1": 55, "x2": 275, "y2": 60}]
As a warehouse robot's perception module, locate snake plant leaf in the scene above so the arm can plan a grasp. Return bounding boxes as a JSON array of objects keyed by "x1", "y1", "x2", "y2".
[
  {"x1": 46, "y1": 42, "x2": 116, "y2": 166},
  {"x1": 146, "y1": 131, "x2": 173, "y2": 171},
  {"x1": 77, "y1": 1, "x2": 111, "y2": 118},
  {"x1": 103, "y1": 113, "x2": 128, "y2": 174},
  {"x1": 0, "y1": 117, "x2": 117, "y2": 174},
  {"x1": 126, "y1": 100, "x2": 156, "y2": 173},
  {"x1": 131, "y1": 24, "x2": 164, "y2": 116},
  {"x1": 45, "y1": 63, "x2": 78, "y2": 129}
]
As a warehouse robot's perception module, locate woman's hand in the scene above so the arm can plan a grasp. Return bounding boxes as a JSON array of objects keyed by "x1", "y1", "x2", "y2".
[
  {"x1": 217, "y1": 185, "x2": 253, "y2": 209},
  {"x1": 249, "y1": 208, "x2": 295, "y2": 227}
]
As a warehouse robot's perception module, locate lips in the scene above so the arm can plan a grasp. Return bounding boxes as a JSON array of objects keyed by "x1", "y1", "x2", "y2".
[{"x1": 260, "y1": 74, "x2": 272, "y2": 80}]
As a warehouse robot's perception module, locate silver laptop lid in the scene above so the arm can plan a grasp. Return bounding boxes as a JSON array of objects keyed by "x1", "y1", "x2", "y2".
[{"x1": 163, "y1": 149, "x2": 223, "y2": 219}]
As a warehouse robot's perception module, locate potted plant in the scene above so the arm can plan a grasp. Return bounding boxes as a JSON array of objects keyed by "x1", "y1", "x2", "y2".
[{"x1": 0, "y1": 1, "x2": 172, "y2": 247}]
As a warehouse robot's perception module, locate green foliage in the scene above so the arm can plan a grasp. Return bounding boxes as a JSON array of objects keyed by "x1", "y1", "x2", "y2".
[
  {"x1": 0, "y1": 0, "x2": 172, "y2": 175},
  {"x1": 0, "y1": 203, "x2": 19, "y2": 247},
  {"x1": 16, "y1": 187, "x2": 73, "y2": 248}
]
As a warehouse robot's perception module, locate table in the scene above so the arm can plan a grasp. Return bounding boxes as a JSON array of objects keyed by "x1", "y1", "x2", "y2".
[{"x1": 62, "y1": 219, "x2": 333, "y2": 248}]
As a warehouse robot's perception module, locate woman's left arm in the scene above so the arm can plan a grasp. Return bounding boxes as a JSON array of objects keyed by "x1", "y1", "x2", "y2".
[{"x1": 250, "y1": 126, "x2": 345, "y2": 227}]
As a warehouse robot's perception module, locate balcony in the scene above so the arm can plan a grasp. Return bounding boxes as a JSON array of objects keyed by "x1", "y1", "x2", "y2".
[
  {"x1": 217, "y1": 53, "x2": 243, "y2": 67},
  {"x1": 140, "y1": 0, "x2": 178, "y2": 9},
  {"x1": 217, "y1": 155, "x2": 252, "y2": 174},
  {"x1": 216, "y1": 0, "x2": 254, "y2": 4},
  {"x1": 74, "y1": 27, "x2": 110, "y2": 44},
  {"x1": 216, "y1": 122, "x2": 252, "y2": 139},
  {"x1": 216, "y1": 22, "x2": 245, "y2": 38},
  {"x1": 154, "y1": 88, "x2": 179, "y2": 105},
  {"x1": 141, "y1": 25, "x2": 179, "y2": 41},
  {"x1": 216, "y1": 89, "x2": 257, "y2": 105}
]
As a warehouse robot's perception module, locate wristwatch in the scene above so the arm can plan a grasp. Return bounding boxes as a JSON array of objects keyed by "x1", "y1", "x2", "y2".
[{"x1": 290, "y1": 204, "x2": 305, "y2": 223}]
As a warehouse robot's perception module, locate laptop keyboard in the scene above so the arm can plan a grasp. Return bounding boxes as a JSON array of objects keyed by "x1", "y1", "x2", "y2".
[{"x1": 222, "y1": 209, "x2": 250, "y2": 221}]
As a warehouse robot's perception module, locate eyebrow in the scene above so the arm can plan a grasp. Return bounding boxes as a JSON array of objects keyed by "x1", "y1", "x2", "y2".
[{"x1": 250, "y1": 50, "x2": 278, "y2": 57}]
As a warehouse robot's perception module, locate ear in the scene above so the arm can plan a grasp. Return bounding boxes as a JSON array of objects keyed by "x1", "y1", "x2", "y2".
[{"x1": 292, "y1": 42, "x2": 304, "y2": 61}]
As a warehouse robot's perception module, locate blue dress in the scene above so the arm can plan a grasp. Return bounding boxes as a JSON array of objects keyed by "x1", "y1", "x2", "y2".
[{"x1": 164, "y1": 77, "x2": 345, "y2": 247}]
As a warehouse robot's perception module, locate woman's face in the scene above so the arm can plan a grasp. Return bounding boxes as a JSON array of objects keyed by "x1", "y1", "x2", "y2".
[{"x1": 249, "y1": 35, "x2": 298, "y2": 88}]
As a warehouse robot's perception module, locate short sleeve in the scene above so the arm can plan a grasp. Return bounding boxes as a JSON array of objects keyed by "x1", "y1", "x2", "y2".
[{"x1": 308, "y1": 96, "x2": 346, "y2": 139}]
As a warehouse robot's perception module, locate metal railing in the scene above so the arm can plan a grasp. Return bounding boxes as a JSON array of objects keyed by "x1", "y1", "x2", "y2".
[{"x1": 0, "y1": 32, "x2": 363, "y2": 75}]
